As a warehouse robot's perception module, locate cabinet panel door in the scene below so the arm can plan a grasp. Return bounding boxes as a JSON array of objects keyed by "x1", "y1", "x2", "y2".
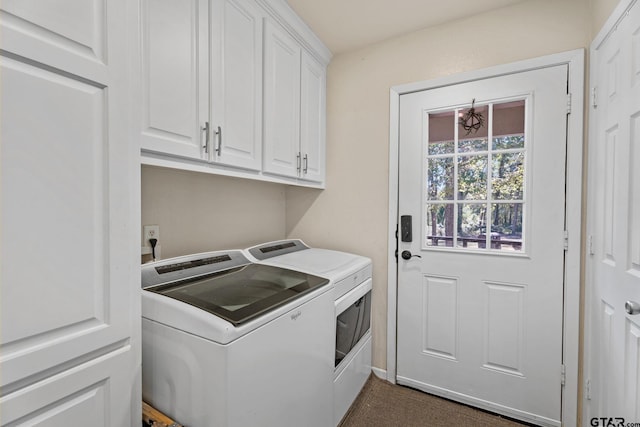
[
  {"x1": 1, "y1": 348, "x2": 134, "y2": 426},
  {"x1": 263, "y1": 20, "x2": 301, "y2": 178},
  {"x1": 140, "y1": 0, "x2": 208, "y2": 160},
  {"x1": 211, "y1": 0, "x2": 263, "y2": 171},
  {"x1": 300, "y1": 51, "x2": 326, "y2": 183},
  {"x1": 0, "y1": 0, "x2": 108, "y2": 80},
  {"x1": 0, "y1": 0, "x2": 138, "y2": 423}
]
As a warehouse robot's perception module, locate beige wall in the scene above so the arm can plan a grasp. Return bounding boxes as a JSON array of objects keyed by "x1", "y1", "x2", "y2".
[
  {"x1": 591, "y1": 0, "x2": 622, "y2": 37},
  {"x1": 286, "y1": 0, "x2": 593, "y2": 371},
  {"x1": 140, "y1": 0, "x2": 622, "y2": 374},
  {"x1": 141, "y1": 165, "x2": 286, "y2": 260}
]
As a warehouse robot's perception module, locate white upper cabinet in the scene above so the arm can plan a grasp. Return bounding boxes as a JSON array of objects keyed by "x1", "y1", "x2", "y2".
[
  {"x1": 263, "y1": 19, "x2": 302, "y2": 178},
  {"x1": 210, "y1": 0, "x2": 263, "y2": 171},
  {"x1": 141, "y1": 0, "x2": 209, "y2": 161},
  {"x1": 141, "y1": 0, "x2": 262, "y2": 170},
  {"x1": 300, "y1": 51, "x2": 326, "y2": 183},
  {"x1": 263, "y1": 20, "x2": 327, "y2": 183},
  {"x1": 140, "y1": 0, "x2": 330, "y2": 187}
]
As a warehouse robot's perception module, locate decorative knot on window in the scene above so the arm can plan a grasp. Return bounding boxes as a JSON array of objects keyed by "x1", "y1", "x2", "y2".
[{"x1": 459, "y1": 99, "x2": 485, "y2": 135}]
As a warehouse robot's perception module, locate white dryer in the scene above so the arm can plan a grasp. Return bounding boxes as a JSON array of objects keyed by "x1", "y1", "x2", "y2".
[
  {"x1": 245, "y1": 240, "x2": 372, "y2": 426},
  {"x1": 141, "y1": 249, "x2": 334, "y2": 427}
]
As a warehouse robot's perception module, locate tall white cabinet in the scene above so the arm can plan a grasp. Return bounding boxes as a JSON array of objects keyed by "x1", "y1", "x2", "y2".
[
  {"x1": 0, "y1": 1, "x2": 140, "y2": 425},
  {"x1": 141, "y1": 0, "x2": 331, "y2": 187}
]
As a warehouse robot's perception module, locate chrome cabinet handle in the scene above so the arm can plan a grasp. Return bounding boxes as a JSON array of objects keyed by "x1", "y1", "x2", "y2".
[
  {"x1": 626, "y1": 301, "x2": 640, "y2": 315},
  {"x1": 303, "y1": 154, "x2": 308, "y2": 174},
  {"x1": 201, "y1": 122, "x2": 210, "y2": 154},
  {"x1": 296, "y1": 152, "x2": 301, "y2": 173},
  {"x1": 215, "y1": 126, "x2": 222, "y2": 156}
]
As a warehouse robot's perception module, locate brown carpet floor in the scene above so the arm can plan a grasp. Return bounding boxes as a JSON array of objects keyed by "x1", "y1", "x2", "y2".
[{"x1": 339, "y1": 375, "x2": 532, "y2": 427}]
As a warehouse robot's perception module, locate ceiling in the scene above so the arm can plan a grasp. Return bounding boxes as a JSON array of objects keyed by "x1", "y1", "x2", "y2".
[{"x1": 285, "y1": 0, "x2": 527, "y2": 54}]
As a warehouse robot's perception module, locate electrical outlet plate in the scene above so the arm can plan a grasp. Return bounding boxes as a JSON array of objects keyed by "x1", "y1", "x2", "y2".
[{"x1": 143, "y1": 225, "x2": 160, "y2": 246}]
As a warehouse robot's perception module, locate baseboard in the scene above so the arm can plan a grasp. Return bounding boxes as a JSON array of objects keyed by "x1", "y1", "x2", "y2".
[{"x1": 371, "y1": 366, "x2": 387, "y2": 380}]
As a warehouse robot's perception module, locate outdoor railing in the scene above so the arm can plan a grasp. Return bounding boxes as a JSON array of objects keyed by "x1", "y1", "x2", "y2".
[{"x1": 427, "y1": 235, "x2": 522, "y2": 250}]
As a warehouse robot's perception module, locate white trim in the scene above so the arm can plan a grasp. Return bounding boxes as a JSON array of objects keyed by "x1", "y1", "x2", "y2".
[
  {"x1": 584, "y1": 27, "x2": 600, "y2": 427},
  {"x1": 254, "y1": 0, "x2": 332, "y2": 65},
  {"x1": 386, "y1": 88, "x2": 400, "y2": 385},
  {"x1": 372, "y1": 366, "x2": 387, "y2": 380},
  {"x1": 387, "y1": 49, "x2": 584, "y2": 427},
  {"x1": 141, "y1": 152, "x2": 325, "y2": 189},
  {"x1": 563, "y1": 49, "x2": 585, "y2": 427}
]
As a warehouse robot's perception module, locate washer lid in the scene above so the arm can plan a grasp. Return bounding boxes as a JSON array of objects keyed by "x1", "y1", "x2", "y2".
[{"x1": 144, "y1": 263, "x2": 329, "y2": 326}]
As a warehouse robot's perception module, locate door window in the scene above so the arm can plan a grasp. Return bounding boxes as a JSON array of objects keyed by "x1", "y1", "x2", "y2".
[{"x1": 425, "y1": 99, "x2": 526, "y2": 252}]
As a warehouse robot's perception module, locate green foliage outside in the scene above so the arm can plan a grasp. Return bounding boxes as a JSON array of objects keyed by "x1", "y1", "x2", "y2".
[{"x1": 426, "y1": 135, "x2": 524, "y2": 245}]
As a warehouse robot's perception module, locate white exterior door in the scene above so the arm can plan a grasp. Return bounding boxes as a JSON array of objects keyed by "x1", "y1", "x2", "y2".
[
  {"x1": 397, "y1": 66, "x2": 569, "y2": 426},
  {"x1": 587, "y1": 1, "x2": 640, "y2": 423},
  {"x1": 0, "y1": 1, "x2": 139, "y2": 425}
]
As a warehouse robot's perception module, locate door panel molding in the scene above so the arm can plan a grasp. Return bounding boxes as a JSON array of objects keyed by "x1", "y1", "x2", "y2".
[
  {"x1": 586, "y1": 0, "x2": 640, "y2": 423},
  {"x1": 388, "y1": 49, "x2": 584, "y2": 427}
]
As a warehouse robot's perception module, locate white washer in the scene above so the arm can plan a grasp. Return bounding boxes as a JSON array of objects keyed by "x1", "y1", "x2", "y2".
[
  {"x1": 245, "y1": 240, "x2": 373, "y2": 426},
  {"x1": 141, "y1": 249, "x2": 334, "y2": 427}
]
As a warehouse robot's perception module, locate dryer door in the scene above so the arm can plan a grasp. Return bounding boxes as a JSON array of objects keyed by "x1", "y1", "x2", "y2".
[{"x1": 335, "y1": 289, "x2": 371, "y2": 367}]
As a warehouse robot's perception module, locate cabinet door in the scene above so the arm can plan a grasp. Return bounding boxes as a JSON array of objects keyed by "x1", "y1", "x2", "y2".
[
  {"x1": 300, "y1": 52, "x2": 326, "y2": 183},
  {"x1": 1, "y1": 349, "x2": 134, "y2": 426},
  {"x1": 140, "y1": 0, "x2": 208, "y2": 161},
  {"x1": 210, "y1": 0, "x2": 263, "y2": 171},
  {"x1": 0, "y1": 0, "x2": 139, "y2": 424},
  {"x1": 263, "y1": 20, "x2": 301, "y2": 178}
]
